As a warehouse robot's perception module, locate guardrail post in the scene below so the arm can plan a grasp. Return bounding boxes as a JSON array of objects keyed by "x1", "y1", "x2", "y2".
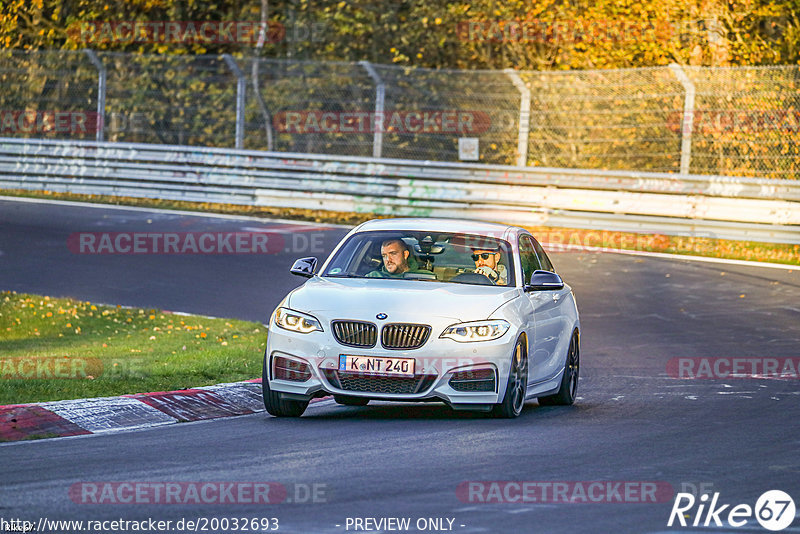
[
  {"x1": 83, "y1": 50, "x2": 106, "y2": 143},
  {"x1": 504, "y1": 69, "x2": 530, "y2": 167},
  {"x1": 223, "y1": 54, "x2": 246, "y2": 150},
  {"x1": 359, "y1": 60, "x2": 385, "y2": 159},
  {"x1": 669, "y1": 63, "x2": 696, "y2": 175}
]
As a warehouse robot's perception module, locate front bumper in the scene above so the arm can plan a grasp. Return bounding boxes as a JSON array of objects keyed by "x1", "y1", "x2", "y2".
[{"x1": 265, "y1": 321, "x2": 518, "y2": 407}]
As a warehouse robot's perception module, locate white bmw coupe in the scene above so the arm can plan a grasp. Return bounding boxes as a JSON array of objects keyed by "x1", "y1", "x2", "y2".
[{"x1": 262, "y1": 218, "x2": 580, "y2": 418}]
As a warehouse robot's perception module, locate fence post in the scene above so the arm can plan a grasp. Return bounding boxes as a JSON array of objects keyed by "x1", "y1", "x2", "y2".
[
  {"x1": 83, "y1": 50, "x2": 106, "y2": 143},
  {"x1": 223, "y1": 54, "x2": 246, "y2": 150},
  {"x1": 504, "y1": 69, "x2": 530, "y2": 167},
  {"x1": 359, "y1": 60, "x2": 385, "y2": 159},
  {"x1": 668, "y1": 63, "x2": 695, "y2": 175}
]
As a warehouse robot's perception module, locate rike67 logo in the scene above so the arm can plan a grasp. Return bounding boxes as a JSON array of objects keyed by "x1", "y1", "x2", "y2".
[{"x1": 668, "y1": 490, "x2": 796, "y2": 531}]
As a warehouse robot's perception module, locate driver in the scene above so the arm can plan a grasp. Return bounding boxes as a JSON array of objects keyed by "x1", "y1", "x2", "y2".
[
  {"x1": 472, "y1": 246, "x2": 507, "y2": 285},
  {"x1": 367, "y1": 238, "x2": 425, "y2": 278}
]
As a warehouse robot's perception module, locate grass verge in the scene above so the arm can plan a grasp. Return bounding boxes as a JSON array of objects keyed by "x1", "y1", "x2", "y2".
[
  {"x1": 2, "y1": 188, "x2": 798, "y2": 266},
  {"x1": 0, "y1": 291, "x2": 266, "y2": 405}
]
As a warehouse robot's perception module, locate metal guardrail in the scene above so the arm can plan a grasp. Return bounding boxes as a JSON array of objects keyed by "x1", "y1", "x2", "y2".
[{"x1": 1, "y1": 137, "x2": 798, "y2": 244}]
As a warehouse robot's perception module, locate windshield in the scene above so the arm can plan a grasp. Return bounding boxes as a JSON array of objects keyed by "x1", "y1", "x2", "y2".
[{"x1": 322, "y1": 231, "x2": 515, "y2": 287}]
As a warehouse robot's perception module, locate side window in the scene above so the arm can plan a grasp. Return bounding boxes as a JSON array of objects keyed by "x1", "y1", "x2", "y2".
[
  {"x1": 532, "y1": 238, "x2": 555, "y2": 272},
  {"x1": 518, "y1": 235, "x2": 541, "y2": 285}
]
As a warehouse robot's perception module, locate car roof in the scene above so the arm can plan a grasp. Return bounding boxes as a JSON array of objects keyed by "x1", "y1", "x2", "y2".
[{"x1": 353, "y1": 218, "x2": 524, "y2": 237}]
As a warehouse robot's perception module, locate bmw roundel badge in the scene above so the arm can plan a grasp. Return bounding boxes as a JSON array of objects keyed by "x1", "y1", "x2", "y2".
[{"x1": 376, "y1": 313, "x2": 388, "y2": 320}]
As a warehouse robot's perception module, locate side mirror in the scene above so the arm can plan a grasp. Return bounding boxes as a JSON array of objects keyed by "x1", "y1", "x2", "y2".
[
  {"x1": 525, "y1": 270, "x2": 564, "y2": 291},
  {"x1": 290, "y1": 257, "x2": 318, "y2": 278}
]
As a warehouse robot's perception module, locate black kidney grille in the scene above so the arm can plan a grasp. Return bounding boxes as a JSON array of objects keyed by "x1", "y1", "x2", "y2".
[
  {"x1": 332, "y1": 320, "x2": 377, "y2": 348},
  {"x1": 381, "y1": 323, "x2": 431, "y2": 350}
]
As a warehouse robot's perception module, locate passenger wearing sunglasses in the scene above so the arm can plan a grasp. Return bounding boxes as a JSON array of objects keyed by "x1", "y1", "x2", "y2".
[{"x1": 471, "y1": 248, "x2": 507, "y2": 285}]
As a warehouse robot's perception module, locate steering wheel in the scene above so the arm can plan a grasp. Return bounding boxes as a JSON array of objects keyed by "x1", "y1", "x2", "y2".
[{"x1": 449, "y1": 272, "x2": 496, "y2": 285}]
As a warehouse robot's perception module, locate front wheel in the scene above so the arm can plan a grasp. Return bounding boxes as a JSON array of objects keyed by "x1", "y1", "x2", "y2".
[
  {"x1": 492, "y1": 337, "x2": 528, "y2": 418},
  {"x1": 262, "y1": 352, "x2": 309, "y2": 417},
  {"x1": 539, "y1": 331, "x2": 579, "y2": 406}
]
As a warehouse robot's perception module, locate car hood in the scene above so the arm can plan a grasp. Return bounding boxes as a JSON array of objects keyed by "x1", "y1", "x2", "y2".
[{"x1": 287, "y1": 276, "x2": 519, "y2": 322}]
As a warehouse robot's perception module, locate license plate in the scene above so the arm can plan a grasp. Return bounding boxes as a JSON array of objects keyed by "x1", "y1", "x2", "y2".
[{"x1": 339, "y1": 354, "x2": 415, "y2": 376}]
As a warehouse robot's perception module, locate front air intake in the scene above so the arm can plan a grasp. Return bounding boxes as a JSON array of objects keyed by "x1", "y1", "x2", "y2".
[
  {"x1": 449, "y1": 368, "x2": 496, "y2": 392},
  {"x1": 273, "y1": 356, "x2": 311, "y2": 382}
]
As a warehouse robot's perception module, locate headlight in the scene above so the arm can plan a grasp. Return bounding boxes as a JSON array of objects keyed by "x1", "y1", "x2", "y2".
[
  {"x1": 440, "y1": 319, "x2": 510, "y2": 342},
  {"x1": 274, "y1": 307, "x2": 323, "y2": 334}
]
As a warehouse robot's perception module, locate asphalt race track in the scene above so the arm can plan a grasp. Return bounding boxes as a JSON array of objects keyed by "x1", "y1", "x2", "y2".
[{"x1": 2, "y1": 197, "x2": 800, "y2": 534}]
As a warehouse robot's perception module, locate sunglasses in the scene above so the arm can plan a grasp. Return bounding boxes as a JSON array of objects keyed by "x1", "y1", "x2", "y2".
[{"x1": 471, "y1": 253, "x2": 496, "y2": 261}]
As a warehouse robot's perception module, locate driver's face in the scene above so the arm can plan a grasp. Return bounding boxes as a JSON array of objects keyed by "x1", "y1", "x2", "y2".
[
  {"x1": 473, "y1": 250, "x2": 500, "y2": 270},
  {"x1": 381, "y1": 242, "x2": 409, "y2": 274}
]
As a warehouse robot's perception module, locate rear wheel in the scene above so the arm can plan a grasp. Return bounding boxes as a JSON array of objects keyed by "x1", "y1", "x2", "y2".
[
  {"x1": 539, "y1": 331, "x2": 579, "y2": 406},
  {"x1": 492, "y1": 337, "x2": 528, "y2": 418},
  {"x1": 262, "y1": 352, "x2": 309, "y2": 417},
  {"x1": 334, "y1": 395, "x2": 370, "y2": 407}
]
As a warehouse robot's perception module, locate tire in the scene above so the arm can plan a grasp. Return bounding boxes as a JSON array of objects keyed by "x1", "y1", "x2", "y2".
[
  {"x1": 334, "y1": 395, "x2": 370, "y2": 407},
  {"x1": 491, "y1": 337, "x2": 528, "y2": 418},
  {"x1": 262, "y1": 352, "x2": 309, "y2": 417},
  {"x1": 539, "y1": 331, "x2": 579, "y2": 406}
]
